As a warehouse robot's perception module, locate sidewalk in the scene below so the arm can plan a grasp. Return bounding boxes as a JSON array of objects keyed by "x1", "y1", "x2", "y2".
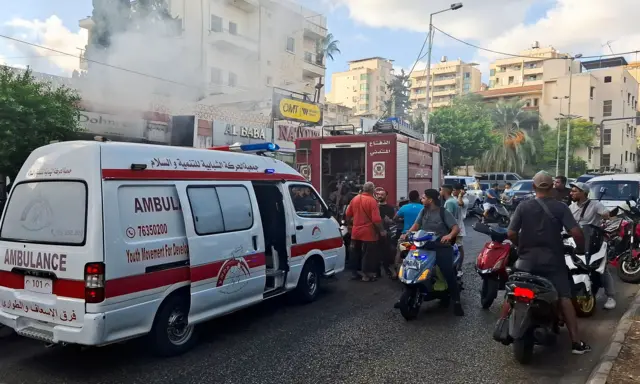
[
  {"x1": 587, "y1": 290, "x2": 640, "y2": 384},
  {"x1": 607, "y1": 313, "x2": 640, "y2": 383}
]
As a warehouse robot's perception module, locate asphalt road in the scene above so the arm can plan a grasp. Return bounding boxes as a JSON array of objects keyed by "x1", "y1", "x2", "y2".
[{"x1": 0, "y1": 218, "x2": 637, "y2": 384}]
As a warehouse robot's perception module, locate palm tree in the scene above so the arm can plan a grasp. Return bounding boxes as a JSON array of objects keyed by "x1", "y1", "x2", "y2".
[
  {"x1": 315, "y1": 33, "x2": 341, "y2": 66},
  {"x1": 476, "y1": 99, "x2": 539, "y2": 173}
]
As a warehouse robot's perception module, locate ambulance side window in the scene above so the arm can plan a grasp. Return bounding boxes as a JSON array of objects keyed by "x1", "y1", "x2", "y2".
[
  {"x1": 187, "y1": 185, "x2": 253, "y2": 235},
  {"x1": 289, "y1": 184, "x2": 326, "y2": 218}
]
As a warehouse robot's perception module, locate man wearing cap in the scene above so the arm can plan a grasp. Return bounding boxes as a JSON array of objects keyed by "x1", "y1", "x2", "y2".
[
  {"x1": 569, "y1": 182, "x2": 616, "y2": 309},
  {"x1": 506, "y1": 171, "x2": 591, "y2": 355}
]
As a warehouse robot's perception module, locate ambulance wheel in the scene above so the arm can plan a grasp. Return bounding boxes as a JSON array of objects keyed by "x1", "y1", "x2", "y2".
[
  {"x1": 149, "y1": 295, "x2": 197, "y2": 356},
  {"x1": 295, "y1": 258, "x2": 322, "y2": 303}
]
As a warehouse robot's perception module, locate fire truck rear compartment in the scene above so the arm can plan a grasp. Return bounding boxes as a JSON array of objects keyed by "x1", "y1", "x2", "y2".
[{"x1": 321, "y1": 147, "x2": 365, "y2": 201}]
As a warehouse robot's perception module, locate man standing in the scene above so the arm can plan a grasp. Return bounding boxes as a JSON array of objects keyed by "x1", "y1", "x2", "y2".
[
  {"x1": 375, "y1": 188, "x2": 396, "y2": 279},
  {"x1": 554, "y1": 175, "x2": 571, "y2": 205},
  {"x1": 569, "y1": 182, "x2": 616, "y2": 309},
  {"x1": 401, "y1": 189, "x2": 464, "y2": 316},
  {"x1": 506, "y1": 171, "x2": 591, "y2": 354},
  {"x1": 453, "y1": 184, "x2": 469, "y2": 277},
  {"x1": 393, "y1": 190, "x2": 423, "y2": 271},
  {"x1": 346, "y1": 182, "x2": 386, "y2": 282}
]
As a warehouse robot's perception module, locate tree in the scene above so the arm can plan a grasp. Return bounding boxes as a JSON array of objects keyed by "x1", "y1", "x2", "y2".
[
  {"x1": 428, "y1": 95, "x2": 497, "y2": 173},
  {"x1": 410, "y1": 113, "x2": 425, "y2": 133},
  {"x1": 315, "y1": 33, "x2": 341, "y2": 64},
  {"x1": 476, "y1": 99, "x2": 539, "y2": 173},
  {"x1": 382, "y1": 69, "x2": 410, "y2": 119},
  {"x1": 0, "y1": 67, "x2": 82, "y2": 179},
  {"x1": 534, "y1": 119, "x2": 597, "y2": 176}
]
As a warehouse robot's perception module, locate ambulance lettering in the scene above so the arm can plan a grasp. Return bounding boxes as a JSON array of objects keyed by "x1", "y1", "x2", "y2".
[
  {"x1": 3, "y1": 249, "x2": 67, "y2": 271},
  {"x1": 134, "y1": 196, "x2": 181, "y2": 213}
]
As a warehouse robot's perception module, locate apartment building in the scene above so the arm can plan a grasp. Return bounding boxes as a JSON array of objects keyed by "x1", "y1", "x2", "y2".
[
  {"x1": 326, "y1": 57, "x2": 393, "y2": 118},
  {"x1": 323, "y1": 102, "x2": 355, "y2": 126},
  {"x1": 78, "y1": 0, "x2": 327, "y2": 103},
  {"x1": 540, "y1": 57, "x2": 639, "y2": 172},
  {"x1": 489, "y1": 43, "x2": 566, "y2": 89},
  {"x1": 409, "y1": 57, "x2": 481, "y2": 110},
  {"x1": 625, "y1": 61, "x2": 640, "y2": 111}
]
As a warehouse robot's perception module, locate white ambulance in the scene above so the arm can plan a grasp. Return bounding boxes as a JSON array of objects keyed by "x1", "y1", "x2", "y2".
[{"x1": 0, "y1": 141, "x2": 345, "y2": 356}]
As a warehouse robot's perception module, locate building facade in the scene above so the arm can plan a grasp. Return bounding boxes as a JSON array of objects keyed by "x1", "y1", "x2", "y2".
[
  {"x1": 326, "y1": 57, "x2": 393, "y2": 118},
  {"x1": 489, "y1": 43, "x2": 566, "y2": 89},
  {"x1": 409, "y1": 57, "x2": 481, "y2": 110}
]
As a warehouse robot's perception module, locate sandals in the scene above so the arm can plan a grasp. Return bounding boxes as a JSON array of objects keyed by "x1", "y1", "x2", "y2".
[{"x1": 361, "y1": 276, "x2": 377, "y2": 282}]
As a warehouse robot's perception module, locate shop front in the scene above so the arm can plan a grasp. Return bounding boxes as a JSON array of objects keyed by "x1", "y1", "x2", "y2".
[
  {"x1": 274, "y1": 123, "x2": 323, "y2": 166},
  {"x1": 77, "y1": 110, "x2": 170, "y2": 144}
]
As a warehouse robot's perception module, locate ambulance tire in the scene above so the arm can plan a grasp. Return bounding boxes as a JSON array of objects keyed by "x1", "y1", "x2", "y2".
[
  {"x1": 149, "y1": 294, "x2": 197, "y2": 357},
  {"x1": 295, "y1": 258, "x2": 322, "y2": 304}
]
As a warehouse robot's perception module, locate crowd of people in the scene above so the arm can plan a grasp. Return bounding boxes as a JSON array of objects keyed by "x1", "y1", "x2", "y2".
[{"x1": 342, "y1": 171, "x2": 621, "y2": 356}]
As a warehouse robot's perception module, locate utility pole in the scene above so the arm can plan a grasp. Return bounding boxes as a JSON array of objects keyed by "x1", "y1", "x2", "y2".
[
  {"x1": 553, "y1": 95, "x2": 568, "y2": 176},
  {"x1": 564, "y1": 53, "x2": 582, "y2": 176}
]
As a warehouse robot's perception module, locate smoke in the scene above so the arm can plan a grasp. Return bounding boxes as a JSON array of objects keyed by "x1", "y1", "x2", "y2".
[{"x1": 79, "y1": 0, "x2": 326, "y2": 117}]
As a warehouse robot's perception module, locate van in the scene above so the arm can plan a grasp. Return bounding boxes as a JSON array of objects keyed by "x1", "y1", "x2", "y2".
[
  {"x1": 475, "y1": 172, "x2": 522, "y2": 187},
  {"x1": 0, "y1": 141, "x2": 345, "y2": 356}
]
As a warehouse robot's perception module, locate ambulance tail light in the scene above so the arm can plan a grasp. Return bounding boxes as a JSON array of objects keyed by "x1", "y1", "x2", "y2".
[{"x1": 84, "y1": 262, "x2": 105, "y2": 303}]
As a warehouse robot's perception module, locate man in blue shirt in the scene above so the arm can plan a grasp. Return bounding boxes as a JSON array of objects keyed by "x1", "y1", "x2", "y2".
[
  {"x1": 483, "y1": 183, "x2": 500, "y2": 221},
  {"x1": 393, "y1": 190, "x2": 423, "y2": 271}
]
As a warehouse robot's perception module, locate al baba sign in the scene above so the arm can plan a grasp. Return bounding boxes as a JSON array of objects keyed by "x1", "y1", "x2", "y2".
[{"x1": 272, "y1": 93, "x2": 323, "y2": 125}]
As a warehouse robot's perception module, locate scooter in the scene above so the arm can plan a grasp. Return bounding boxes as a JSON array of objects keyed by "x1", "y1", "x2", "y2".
[
  {"x1": 605, "y1": 202, "x2": 640, "y2": 283},
  {"x1": 473, "y1": 222, "x2": 516, "y2": 309},
  {"x1": 471, "y1": 202, "x2": 510, "y2": 227},
  {"x1": 494, "y1": 269, "x2": 562, "y2": 365},
  {"x1": 563, "y1": 225, "x2": 607, "y2": 317},
  {"x1": 396, "y1": 230, "x2": 462, "y2": 321}
]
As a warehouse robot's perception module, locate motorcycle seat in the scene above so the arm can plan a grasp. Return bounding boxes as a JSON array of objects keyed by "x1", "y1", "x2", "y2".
[{"x1": 508, "y1": 271, "x2": 557, "y2": 292}]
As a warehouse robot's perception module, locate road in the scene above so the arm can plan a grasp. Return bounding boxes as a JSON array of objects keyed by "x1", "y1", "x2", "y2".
[{"x1": 0, "y1": 218, "x2": 637, "y2": 384}]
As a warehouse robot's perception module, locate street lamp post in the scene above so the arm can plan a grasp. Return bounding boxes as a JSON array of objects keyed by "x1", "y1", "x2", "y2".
[
  {"x1": 563, "y1": 53, "x2": 582, "y2": 176},
  {"x1": 423, "y1": 2, "x2": 463, "y2": 142},
  {"x1": 553, "y1": 95, "x2": 569, "y2": 176}
]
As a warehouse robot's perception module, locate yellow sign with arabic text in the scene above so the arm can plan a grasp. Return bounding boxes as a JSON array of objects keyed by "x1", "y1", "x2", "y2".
[{"x1": 273, "y1": 95, "x2": 323, "y2": 124}]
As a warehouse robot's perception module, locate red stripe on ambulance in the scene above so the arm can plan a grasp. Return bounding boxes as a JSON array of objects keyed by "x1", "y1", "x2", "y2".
[{"x1": 291, "y1": 237, "x2": 344, "y2": 258}]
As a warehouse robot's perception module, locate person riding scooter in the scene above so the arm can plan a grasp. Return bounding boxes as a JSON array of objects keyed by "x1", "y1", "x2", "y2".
[{"x1": 503, "y1": 171, "x2": 591, "y2": 355}]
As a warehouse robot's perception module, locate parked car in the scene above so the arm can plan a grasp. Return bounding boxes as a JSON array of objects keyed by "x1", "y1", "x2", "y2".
[
  {"x1": 577, "y1": 174, "x2": 597, "y2": 183},
  {"x1": 502, "y1": 179, "x2": 534, "y2": 210},
  {"x1": 475, "y1": 172, "x2": 522, "y2": 188}
]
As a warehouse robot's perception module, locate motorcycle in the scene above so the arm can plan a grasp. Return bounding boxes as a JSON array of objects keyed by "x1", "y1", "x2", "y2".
[
  {"x1": 603, "y1": 202, "x2": 640, "y2": 283},
  {"x1": 396, "y1": 230, "x2": 462, "y2": 321},
  {"x1": 563, "y1": 225, "x2": 607, "y2": 317},
  {"x1": 495, "y1": 271, "x2": 562, "y2": 365},
  {"x1": 473, "y1": 222, "x2": 516, "y2": 309},
  {"x1": 470, "y1": 202, "x2": 510, "y2": 227}
]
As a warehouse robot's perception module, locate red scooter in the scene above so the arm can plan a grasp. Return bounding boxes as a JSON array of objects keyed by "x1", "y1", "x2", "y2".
[
  {"x1": 603, "y1": 202, "x2": 640, "y2": 283},
  {"x1": 473, "y1": 222, "x2": 517, "y2": 308}
]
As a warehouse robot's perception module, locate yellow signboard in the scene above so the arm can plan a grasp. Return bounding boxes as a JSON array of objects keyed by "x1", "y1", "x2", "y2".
[{"x1": 273, "y1": 95, "x2": 323, "y2": 124}]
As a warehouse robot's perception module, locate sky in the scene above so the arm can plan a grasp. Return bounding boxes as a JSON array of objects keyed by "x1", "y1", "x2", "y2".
[{"x1": 1, "y1": 0, "x2": 640, "y2": 94}]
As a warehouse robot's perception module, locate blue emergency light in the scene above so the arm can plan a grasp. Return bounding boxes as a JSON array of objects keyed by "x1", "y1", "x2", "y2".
[{"x1": 239, "y1": 143, "x2": 280, "y2": 152}]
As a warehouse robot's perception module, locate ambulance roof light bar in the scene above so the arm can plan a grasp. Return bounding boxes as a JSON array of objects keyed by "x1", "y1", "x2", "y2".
[{"x1": 208, "y1": 142, "x2": 280, "y2": 154}]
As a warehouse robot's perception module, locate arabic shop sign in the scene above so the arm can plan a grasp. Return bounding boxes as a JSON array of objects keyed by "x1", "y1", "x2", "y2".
[
  {"x1": 149, "y1": 157, "x2": 260, "y2": 172},
  {"x1": 224, "y1": 124, "x2": 266, "y2": 140},
  {"x1": 272, "y1": 94, "x2": 323, "y2": 125},
  {"x1": 276, "y1": 123, "x2": 321, "y2": 142}
]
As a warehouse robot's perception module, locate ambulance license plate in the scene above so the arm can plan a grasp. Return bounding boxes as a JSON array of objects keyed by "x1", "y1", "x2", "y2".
[{"x1": 24, "y1": 276, "x2": 53, "y2": 294}]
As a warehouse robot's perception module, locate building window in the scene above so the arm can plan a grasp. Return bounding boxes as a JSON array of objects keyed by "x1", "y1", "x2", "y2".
[
  {"x1": 489, "y1": 69, "x2": 495, "y2": 76},
  {"x1": 588, "y1": 148, "x2": 592, "y2": 161},
  {"x1": 589, "y1": 117, "x2": 594, "y2": 123},
  {"x1": 360, "y1": 73, "x2": 368, "y2": 81},
  {"x1": 604, "y1": 76, "x2": 612, "y2": 83},
  {"x1": 266, "y1": 76, "x2": 272, "y2": 85},
  {"x1": 603, "y1": 128, "x2": 611, "y2": 145},
  {"x1": 533, "y1": 98, "x2": 539, "y2": 107},
  {"x1": 359, "y1": 83, "x2": 368, "y2": 91},
  {"x1": 464, "y1": 72, "x2": 470, "y2": 79},
  {"x1": 286, "y1": 37, "x2": 295, "y2": 53},
  {"x1": 229, "y1": 22, "x2": 237, "y2": 35},
  {"x1": 508, "y1": 76, "x2": 514, "y2": 85},
  {"x1": 624, "y1": 77, "x2": 627, "y2": 83},
  {"x1": 590, "y1": 86, "x2": 595, "y2": 99},
  {"x1": 229, "y1": 72, "x2": 237, "y2": 87},
  {"x1": 210, "y1": 67, "x2": 222, "y2": 84},
  {"x1": 603, "y1": 100, "x2": 612, "y2": 117},
  {"x1": 211, "y1": 15, "x2": 223, "y2": 32},
  {"x1": 626, "y1": 151, "x2": 629, "y2": 161},
  {"x1": 602, "y1": 154, "x2": 610, "y2": 166},
  {"x1": 628, "y1": 93, "x2": 631, "y2": 104}
]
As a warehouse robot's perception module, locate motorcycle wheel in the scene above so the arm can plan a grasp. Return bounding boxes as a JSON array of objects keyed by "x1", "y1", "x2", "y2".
[
  {"x1": 572, "y1": 294, "x2": 596, "y2": 318},
  {"x1": 513, "y1": 331, "x2": 535, "y2": 365},
  {"x1": 399, "y1": 288, "x2": 421, "y2": 321},
  {"x1": 481, "y1": 278, "x2": 500, "y2": 309},
  {"x1": 617, "y1": 255, "x2": 640, "y2": 283}
]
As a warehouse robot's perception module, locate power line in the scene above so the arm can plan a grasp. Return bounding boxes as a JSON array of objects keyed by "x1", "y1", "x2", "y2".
[
  {"x1": 405, "y1": 30, "x2": 431, "y2": 78},
  {"x1": 0, "y1": 33, "x2": 199, "y2": 89},
  {"x1": 432, "y1": 25, "x2": 640, "y2": 60},
  {"x1": 1, "y1": 54, "x2": 70, "y2": 60}
]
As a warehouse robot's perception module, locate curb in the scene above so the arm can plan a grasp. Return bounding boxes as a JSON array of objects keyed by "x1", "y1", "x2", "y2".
[{"x1": 585, "y1": 286, "x2": 640, "y2": 384}]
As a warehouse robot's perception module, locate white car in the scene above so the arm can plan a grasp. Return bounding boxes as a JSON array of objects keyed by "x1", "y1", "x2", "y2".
[{"x1": 444, "y1": 176, "x2": 479, "y2": 208}]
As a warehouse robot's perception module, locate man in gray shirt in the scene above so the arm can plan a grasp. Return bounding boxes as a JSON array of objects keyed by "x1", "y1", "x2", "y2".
[
  {"x1": 569, "y1": 182, "x2": 616, "y2": 310},
  {"x1": 400, "y1": 189, "x2": 463, "y2": 316}
]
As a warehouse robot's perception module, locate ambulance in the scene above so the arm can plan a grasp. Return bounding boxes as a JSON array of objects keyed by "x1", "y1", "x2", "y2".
[{"x1": 0, "y1": 140, "x2": 345, "y2": 356}]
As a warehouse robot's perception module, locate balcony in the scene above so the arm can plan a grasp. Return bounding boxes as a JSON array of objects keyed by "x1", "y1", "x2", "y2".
[
  {"x1": 78, "y1": 17, "x2": 94, "y2": 30},
  {"x1": 302, "y1": 51, "x2": 325, "y2": 78},
  {"x1": 523, "y1": 67, "x2": 542, "y2": 75},
  {"x1": 432, "y1": 88, "x2": 457, "y2": 97},
  {"x1": 303, "y1": 19, "x2": 327, "y2": 40},
  {"x1": 209, "y1": 29, "x2": 258, "y2": 56},
  {"x1": 207, "y1": 82, "x2": 250, "y2": 96},
  {"x1": 226, "y1": 0, "x2": 258, "y2": 12},
  {"x1": 432, "y1": 77, "x2": 457, "y2": 86}
]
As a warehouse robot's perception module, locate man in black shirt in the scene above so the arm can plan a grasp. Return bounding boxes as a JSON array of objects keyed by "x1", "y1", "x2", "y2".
[
  {"x1": 553, "y1": 175, "x2": 571, "y2": 205},
  {"x1": 375, "y1": 188, "x2": 396, "y2": 278},
  {"x1": 507, "y1": 171, "x2": 591, "y2": 355}
]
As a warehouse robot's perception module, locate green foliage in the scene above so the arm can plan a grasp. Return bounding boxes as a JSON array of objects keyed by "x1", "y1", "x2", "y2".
[
  {"x1": 532, "y1": 119, "x2": 596, "y2": 177},
  {"x1": 382, "y1": 69, "x2": 410, "y2": 119},
  {"x1": 476, "y1": 99, "x2": 539, "y2": 173},
  {"x1": 316, "y1": 33, "x2": 341, "y2": 63},
  {"x1": 410, "y1": 113, "x2": 425, "y2": 133},
  {"x1": 428, "y1": 95, "x2": 498, "y2": 173},
  {"x1": 0, "y1": 67, "x2": 82, "y2": 179}
]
